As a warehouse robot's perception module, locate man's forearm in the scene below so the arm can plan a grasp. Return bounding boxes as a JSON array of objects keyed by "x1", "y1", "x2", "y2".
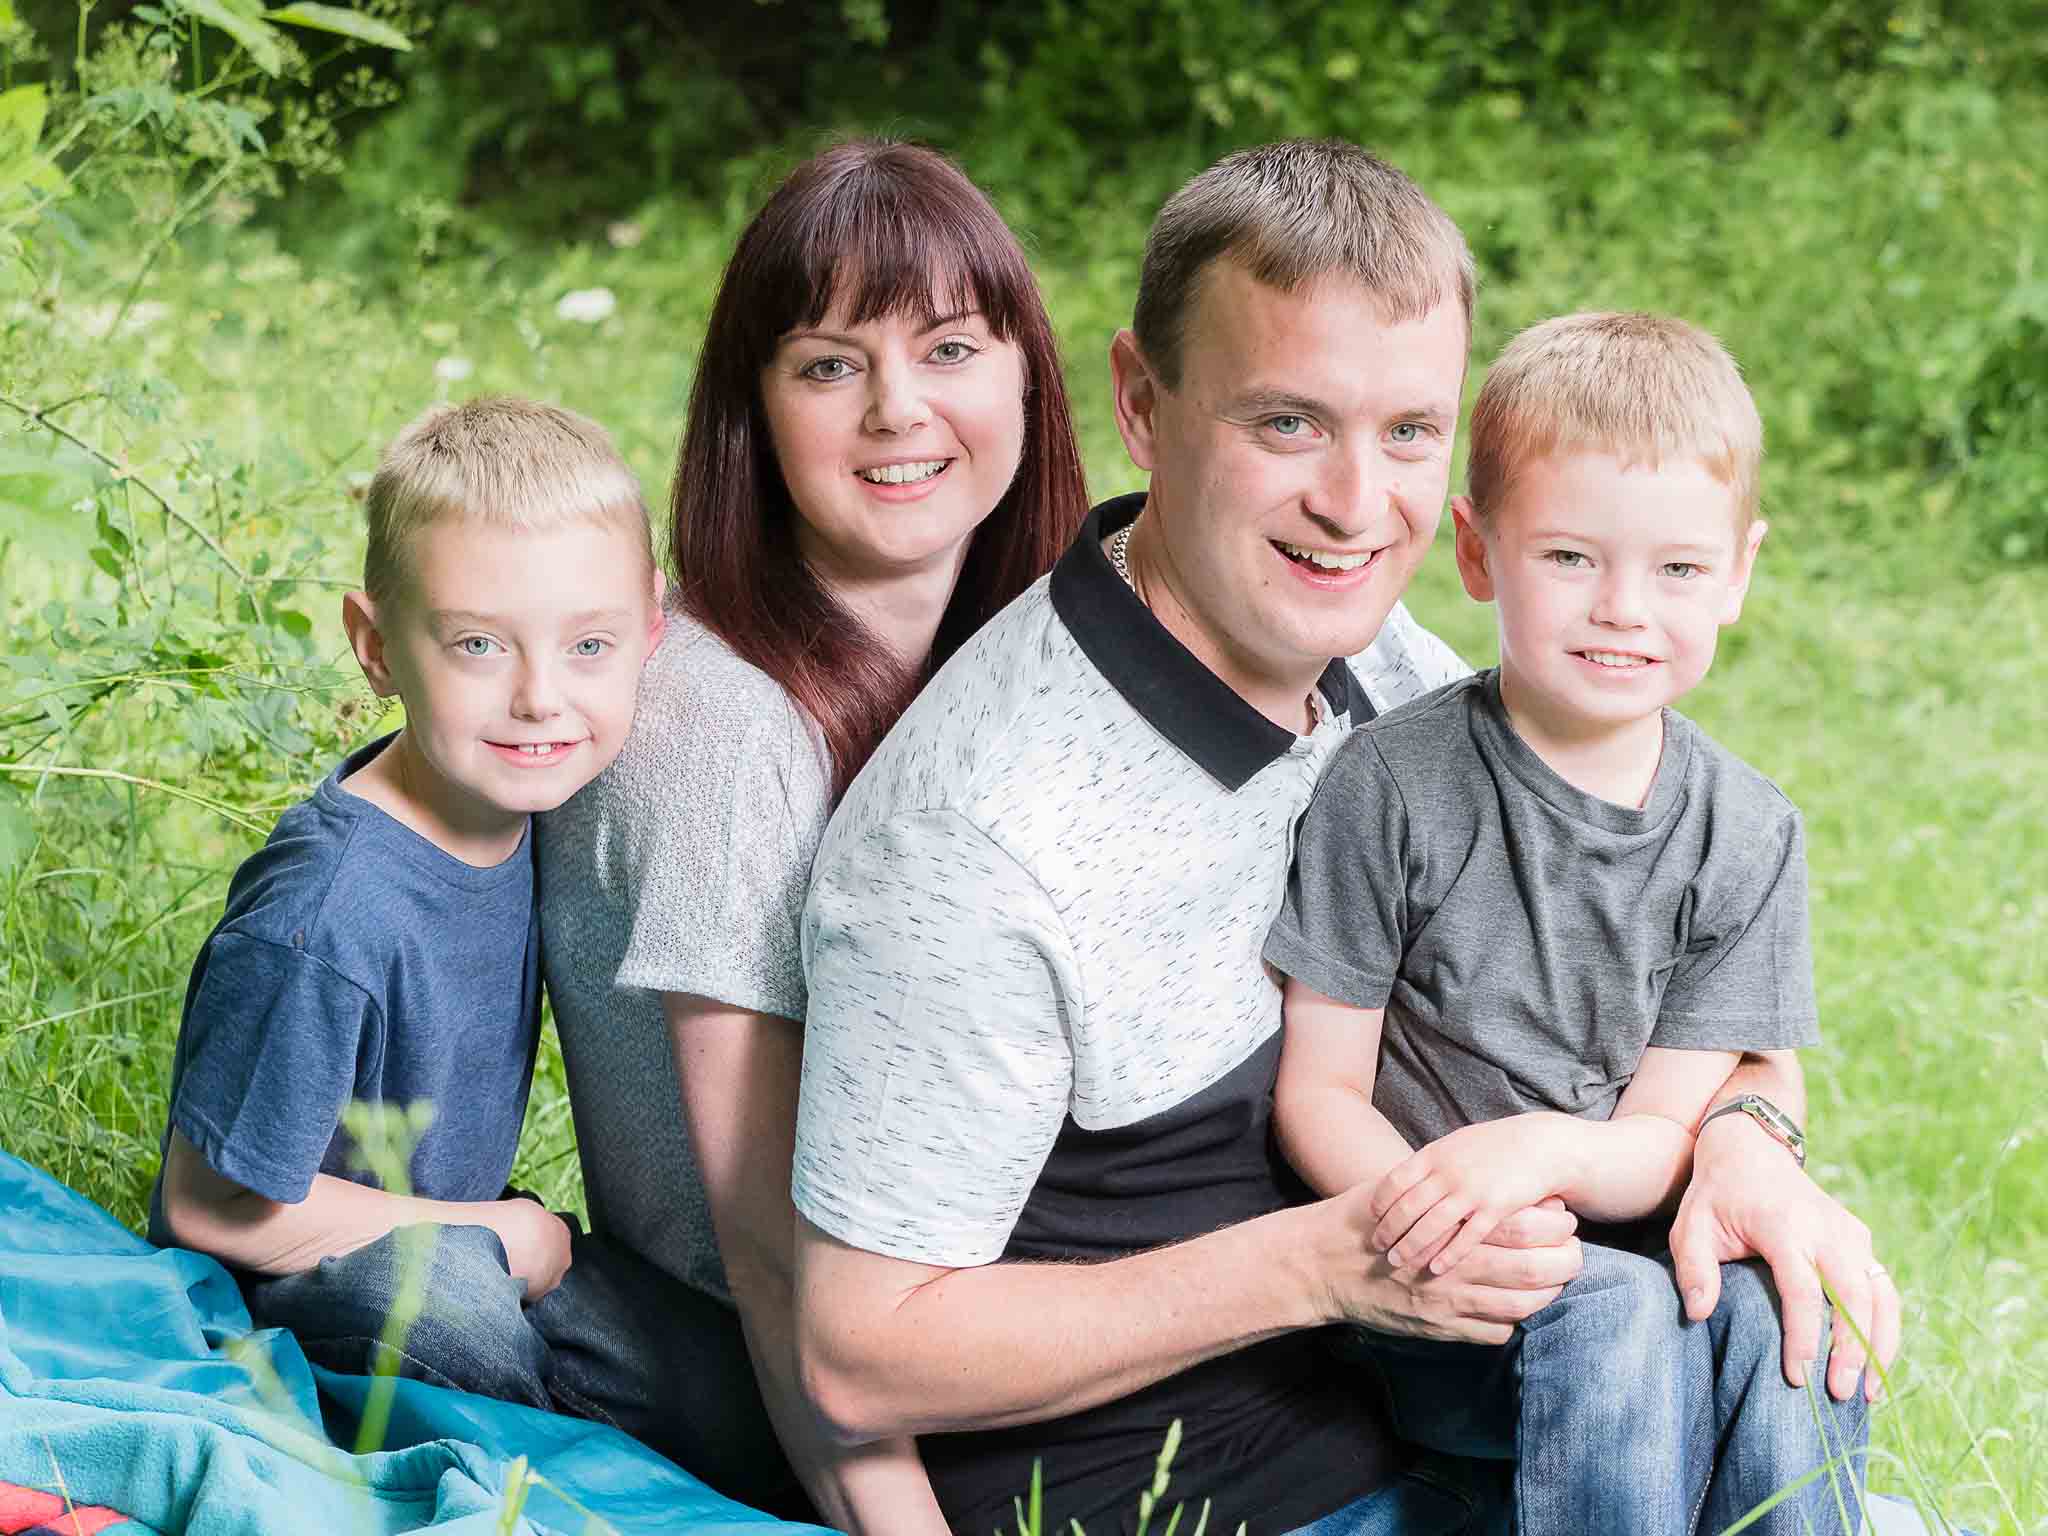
[
  {"x1": 1714, "y1": 1049, "x2": 1807, "y2": 1122},
  {"x1": 799, "y1": 1201, "x2": 1346, "y2": 1444}
]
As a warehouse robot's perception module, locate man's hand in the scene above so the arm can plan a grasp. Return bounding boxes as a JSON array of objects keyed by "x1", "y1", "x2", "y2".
[
  {"x1": 1670, "y1": 1113, "x2": 1898, "y2": 1402},
  {"x1": 492, "y1": 1199, "x2": 574, "y2": 1302},
  {"x1": 1333, "y1": 1190, "x2": 1583, "y2": 1345},
  {"x1": 1367, "y1": 1116, "x2": 1576, "y2": 1275}
]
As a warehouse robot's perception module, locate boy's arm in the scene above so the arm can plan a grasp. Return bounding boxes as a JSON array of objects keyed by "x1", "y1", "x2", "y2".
[
  {"x1": 1367, "y1": 1047, "x2": 1737, "y2": 1275},
  {"x1": 1273, "y1": 976, "x2": 1414, "y2": 1197},
  {"x1": 160, "y1": 1129, "x2": 571, "y2": 1298},
  {"x1": 665, "y1": 994, "x2": 949, "y2": 1536}
]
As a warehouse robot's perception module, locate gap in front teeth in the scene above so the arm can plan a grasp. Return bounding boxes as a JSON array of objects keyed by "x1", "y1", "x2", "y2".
[{"x1": 859, "y1": 460, "x2": 946, "y2": 485}]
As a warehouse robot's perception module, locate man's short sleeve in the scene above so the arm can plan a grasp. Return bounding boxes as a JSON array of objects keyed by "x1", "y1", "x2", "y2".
[
  {"x1": 169, "y1": 931, "x2": 370, "y2": 1204},
  {"x1": 1654, "y1": 810, "x2": 1820, "y2": 1050},
  {"x1": 795, "y1": 809, "x2": 1077, "y2": 1268},
  {"x1": 1262, "y1": 733, "x2": 1409, "y2": 1009}
]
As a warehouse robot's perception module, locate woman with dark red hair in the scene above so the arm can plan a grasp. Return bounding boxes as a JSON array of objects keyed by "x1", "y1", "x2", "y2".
[{"x1": 535, "y1": 141, "x2": 1089, "y2": 1528}]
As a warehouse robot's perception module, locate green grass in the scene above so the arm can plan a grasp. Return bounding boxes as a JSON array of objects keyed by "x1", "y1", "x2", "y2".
[{"x1": 4, "y1": 161, "x2": 2044, "y2": 1535}]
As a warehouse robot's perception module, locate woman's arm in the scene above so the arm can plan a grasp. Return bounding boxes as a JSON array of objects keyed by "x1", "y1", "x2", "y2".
[{"x1": 664, "y1": 992, "x2": 949, "y2": 1536}]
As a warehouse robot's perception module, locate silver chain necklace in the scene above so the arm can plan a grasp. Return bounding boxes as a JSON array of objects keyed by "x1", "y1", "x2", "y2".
[{"x1": 1110, "y1": 519, "x2": 1137, "y2": 590}]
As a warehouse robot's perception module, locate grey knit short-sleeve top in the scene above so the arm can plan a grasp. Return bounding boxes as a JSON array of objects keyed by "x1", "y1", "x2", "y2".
[{"x1": 537, "y1": 598, "x2": 831, "y2": 1305}]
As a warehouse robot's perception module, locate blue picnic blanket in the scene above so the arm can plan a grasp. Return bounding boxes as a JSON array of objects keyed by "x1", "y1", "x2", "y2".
[{"x1": 0, "y1": 1150, "x2": 833, "y2": 1535}]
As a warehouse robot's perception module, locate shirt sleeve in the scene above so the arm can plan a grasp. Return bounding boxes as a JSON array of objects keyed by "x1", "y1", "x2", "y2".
[
  {"x1": 1349, "y1": 600, "x2": 1474, "y2": 713},
  {"x1": 614, "y1": 687, "x2": 831, "y2": 1021},
  {"x1": 168, "y1": 930, "x2": 370, "y2": 1204},
  {"x1": 794, "y1": 808, "x2": 1078, "y2": 1268},
  {"x1": 1653, "y1": 810, "x2": 1821, "y2": 1050},
  {"x1": 1262, "y1": 733, "x2": 1409, "y2": 1010}
]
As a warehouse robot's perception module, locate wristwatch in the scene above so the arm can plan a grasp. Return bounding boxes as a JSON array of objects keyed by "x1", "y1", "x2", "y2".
[{"x1": 1699, "y1": 1094, "x2": 1806, "y2": 1167}]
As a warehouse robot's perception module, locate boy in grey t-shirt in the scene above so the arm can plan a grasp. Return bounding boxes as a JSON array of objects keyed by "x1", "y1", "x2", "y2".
[{"x1": 1264, "y1": 314, "x2": 1838, "y2": 1531}]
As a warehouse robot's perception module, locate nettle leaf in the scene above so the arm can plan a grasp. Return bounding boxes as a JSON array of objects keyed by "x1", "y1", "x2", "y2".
[
  {"x1": 0, "y1": 442, "x2": 105, "y2": 562},
  {"x1": 0, "y1": 84, "x2": 47, "y2": 163},
  {"x1": 176, "y1": 0, "x2": 286, "y2": 75},
  {"x1": 0, "y1": 797, "x2": 38, "y2": 880},
  {"x1": 271, "y1": 607, "x2": 313, "y2": 642},
  {"x1": 265, "y1": 4, "x2": 411, "y2": 52}
]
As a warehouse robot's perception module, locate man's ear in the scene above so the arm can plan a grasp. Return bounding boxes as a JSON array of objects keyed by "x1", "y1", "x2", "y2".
[
  {"x1": 1108, "y1": 329, "x2": 1162, "y2": 473},
  {"x1": 341, "y1": 591, "x2": 400, "y2": 698},
  {"x1": 1720, "y1": 519, "x2": 1769, "y2": 624},
  {"x1": 1451, "y1": 497, "x2": 1494, "y2": 602}
]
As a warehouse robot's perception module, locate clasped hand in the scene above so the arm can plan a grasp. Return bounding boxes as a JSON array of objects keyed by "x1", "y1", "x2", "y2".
[{"x1": 1368, "y1": 1116, "x2": 1575, "y2": 1276}]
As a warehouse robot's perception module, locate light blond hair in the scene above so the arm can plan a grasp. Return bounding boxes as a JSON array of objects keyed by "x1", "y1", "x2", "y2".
[
  {"x1": 1466, "y1": 312, "x2": 1764, "y2": 525},
  {"x1": 363, "y1": 395, "x2": 650, "y2": 603},
  {"x1": 1134, "y1": 138, "x2": 1476, "y2": 388}
]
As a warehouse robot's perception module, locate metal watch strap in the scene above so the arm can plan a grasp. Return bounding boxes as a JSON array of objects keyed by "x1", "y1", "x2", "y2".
[{"x1": 1699, "y1": 1093, "x2": 1807, "y2": 1167}]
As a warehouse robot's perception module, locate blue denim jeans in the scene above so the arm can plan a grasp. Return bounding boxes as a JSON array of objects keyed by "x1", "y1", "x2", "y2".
[
  {"x1": 1296, "y1": 1246, "x2": 1869, "y2": 1536},
  {"x1": 241, "y1": 1220, "x2": 816, "y2": 1520}
]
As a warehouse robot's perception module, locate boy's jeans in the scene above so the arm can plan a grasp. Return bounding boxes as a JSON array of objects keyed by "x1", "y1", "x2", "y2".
[
  {"x1": 1295, "y1": 1245, "x2": 1869, "y2": 1536},
  {"x1": 240, "y1": 1220, "x2": 815, "y2": 1520}
]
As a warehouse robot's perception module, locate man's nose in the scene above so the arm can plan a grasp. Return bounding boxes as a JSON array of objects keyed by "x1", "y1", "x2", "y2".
[
  {"x1": 1306, "y1": 443, "x2": 1381, "y2": 534},
  {"x1": 863, "y1": 359, "x2": 932, "y2": 435}
]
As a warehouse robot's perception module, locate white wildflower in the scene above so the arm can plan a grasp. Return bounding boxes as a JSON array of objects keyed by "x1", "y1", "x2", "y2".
[
  {"x1": 555, "y1": 287, "x2": 617, "y2": 324},
  {"x1": 434, "y1": 356, "x2": 474, "y2": 383}
]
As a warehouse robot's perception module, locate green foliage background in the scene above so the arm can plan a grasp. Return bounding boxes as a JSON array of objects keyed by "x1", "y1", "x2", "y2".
[{"x1": 2, "y1": 1, "x2": 2044, "y2": 1530}]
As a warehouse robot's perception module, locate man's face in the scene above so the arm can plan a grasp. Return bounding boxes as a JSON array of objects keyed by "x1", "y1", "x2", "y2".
[{"x1": 1111, "y1": 262, "x2": 1468, "y2": 709}]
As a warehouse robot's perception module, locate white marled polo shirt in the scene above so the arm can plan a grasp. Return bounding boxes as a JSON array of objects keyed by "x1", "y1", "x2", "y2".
[{"x1": 794, "y1": 492, "x2": 1466, "y2": 1535}]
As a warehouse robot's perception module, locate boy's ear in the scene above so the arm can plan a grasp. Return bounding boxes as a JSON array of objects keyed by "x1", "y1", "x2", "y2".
[
  {"x1": 642, "y1": 567, "x2": 668, "y2": 658},
  {"x1": 1451, "y1": 497, "x2": 1494, "y2": 602},
  {"x1": 341, "y1": 591, "x2": 400, "y2": 698},
  {"x1": 1719, "y1": 519, "x2": 1769, "y2": 624},
  {"x1": 1108, "y1": 329, "x2": 1162, "y2": 474}
]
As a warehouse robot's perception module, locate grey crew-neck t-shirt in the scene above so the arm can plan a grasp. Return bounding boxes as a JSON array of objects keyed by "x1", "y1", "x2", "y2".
[
  {"x1": 1264, "y1": 670, "x2": 1820, "y2": 1149},
  {"x1": 537, "y1": 600, "x2": 831, "y2": 1306},
  {"x1": 149, "y1": 733, "x2": 541, "y2": 1245}
]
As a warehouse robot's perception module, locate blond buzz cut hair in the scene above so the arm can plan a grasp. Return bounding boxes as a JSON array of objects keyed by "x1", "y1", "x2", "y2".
[
  {"x1": 1466, "y1": 312, "x2": 1764, "y2": 526},
  {"x1": 1133, "y1": 137, "x2": 1476, "y2": 389},
  {"x1": 363, "y1": 395, "x2": 650, "y2": 604}
]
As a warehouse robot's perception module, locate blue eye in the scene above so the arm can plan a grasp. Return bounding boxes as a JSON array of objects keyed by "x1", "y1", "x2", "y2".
[
  {"x1": 1389, "y1": 422, "x2": 1425, "y2": 445},
  {"x1": 1662, "y1": 562, "x2": 1704, "y2": 580},
  {"x1": 458, "y1": 636, "x2": 500, "y2": 657},
  {"x1": 929, "y1": 340, "x2": 977, "y2": 364},
  {"x1": 1547, "y1": 550, "x2": 1588, "y2": 569},
  {"x1": 1270, "y1": 415, "x2": 1308, "y2": 436},
  {"x1": 572, "y1": 637, "x2": 609, "y2": 657}
]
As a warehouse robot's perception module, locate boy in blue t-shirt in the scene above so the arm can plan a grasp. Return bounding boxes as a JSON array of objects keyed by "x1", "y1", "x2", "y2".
[{"x1": 149, "y1": 396, "x2": 664, "y2": 1405}]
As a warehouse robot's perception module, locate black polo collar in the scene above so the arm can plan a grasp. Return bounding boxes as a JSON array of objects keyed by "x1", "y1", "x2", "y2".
[{"x1": 1049, "y1": 492, "x2": 1373, "y2": 792}]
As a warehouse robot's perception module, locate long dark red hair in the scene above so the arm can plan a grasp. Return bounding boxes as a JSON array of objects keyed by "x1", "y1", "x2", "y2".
[{"x1": 671, "y1": 140, "x2": 1089, "y2": 800}]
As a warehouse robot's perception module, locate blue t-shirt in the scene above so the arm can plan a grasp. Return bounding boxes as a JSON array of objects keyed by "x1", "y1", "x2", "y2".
[{"x1": 148, "y1": 735, "x2": 541, "y2": 1245}]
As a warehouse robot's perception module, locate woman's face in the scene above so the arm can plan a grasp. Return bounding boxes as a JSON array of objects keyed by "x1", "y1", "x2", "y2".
[{"x1": 760, "y1": 294, "x2": 1028, "y2": 587}]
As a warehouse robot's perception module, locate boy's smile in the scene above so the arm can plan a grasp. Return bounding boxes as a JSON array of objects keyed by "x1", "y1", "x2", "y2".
[
  {"x1": 342, "y1": 517, "x2": 665, "y2": 866},
  {"x1": 1454, "y1": 451, "x2": 1766, "y2": 796}
]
